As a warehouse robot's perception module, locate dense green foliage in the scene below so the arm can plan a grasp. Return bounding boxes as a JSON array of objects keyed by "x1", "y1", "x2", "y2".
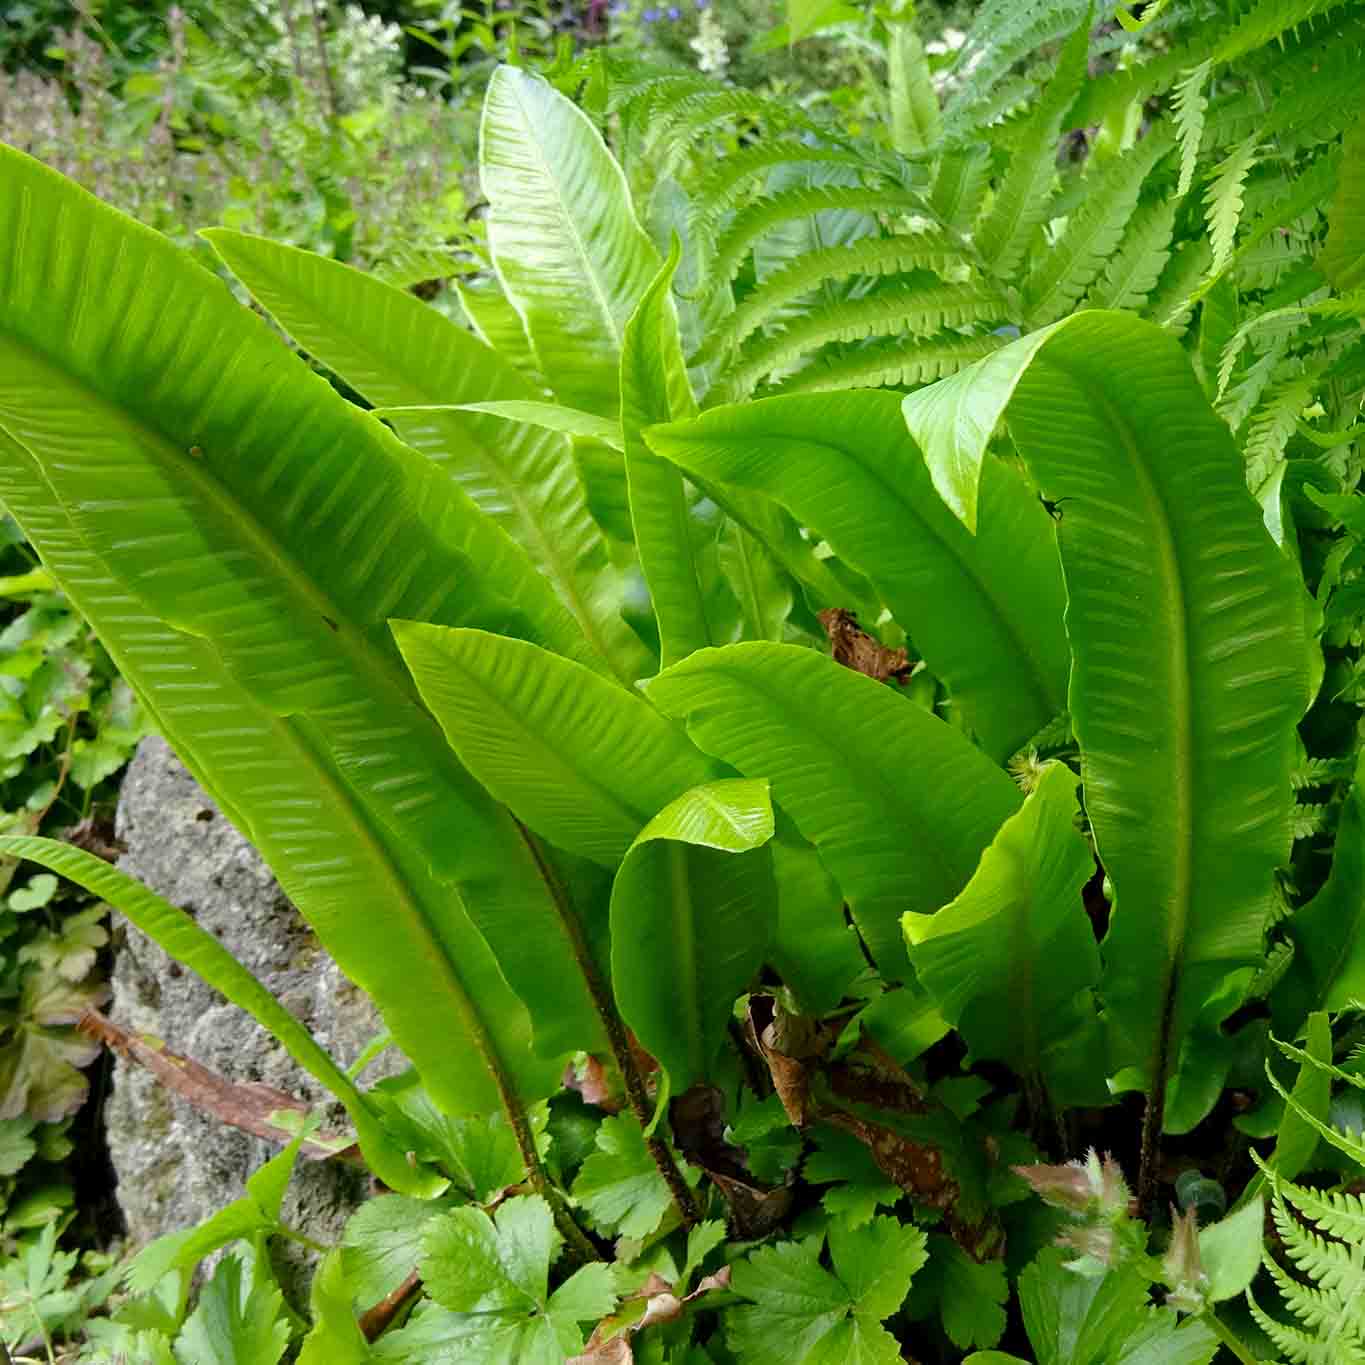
[{"x1": 2, "y1": 0, "x2": 1365, "y2": 1360}]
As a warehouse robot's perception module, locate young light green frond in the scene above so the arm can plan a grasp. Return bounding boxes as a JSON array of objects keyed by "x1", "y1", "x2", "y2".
[
  {"x1": 711, "y1": 185, "x2": 928, "y2": 283},
  {"x1": 706, "y1": 233, "x2": 971, "y2": 359},
  {"x1": 771, "y1": 332, "x2": 1004, "y2": 395},
  {"x1": 1085, "y1": 197, "x2": 1177, "y2": 312},
  {"x1": 931, "y1": 145, "x2": 993, "y2": 232},
  {"x1": 1022, "y1": 132, "x2": 1173, "y2": 327},
  {"x1": 1205, "y1": 133, "x2": 1260, "y2": 274},
  {"x1": 1172, "y1": 60, "x2": 1211, "y2": 198},
  {"x1": 974, "y1": 14, "x2": 1090, "y2": 279},
  {"x1": 716, "y1": 280, "x2": 1006, "y2": 401}
]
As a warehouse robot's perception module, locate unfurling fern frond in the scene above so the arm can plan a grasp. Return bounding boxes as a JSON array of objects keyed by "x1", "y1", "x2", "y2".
[
  {"x1": 1022, "y1": 132, "x2": 1173, "y2": 327},
  {"x1": 710, "y1": 184, "x2": 924, "y2": 283},
  {"x1": 769, "y1": 332, "x2": 1004, "y2": 395},
  {"x1": 714, "y1": 280, "x2": 1006, "y2": 401},
  {"x1": 1172, "y1": 59, "x2": 1211, "y2": 198},
  {"x1": 1206, "y1": 133, "x2": 1260, "y2": 274},
  {"x1": 1085, "y1": 198, "x2": 1178, "y2": 312},
  {"x1": 706, "y1": 233, "x2": 971, "y2": 360}
]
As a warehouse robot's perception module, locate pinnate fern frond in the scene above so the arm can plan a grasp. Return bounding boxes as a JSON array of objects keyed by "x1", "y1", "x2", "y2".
[
  {"x1": 1212, "y1": 0, "x2": 1359, "y2": 65},
  {"x1": 1244, "y1": 373, "x2": 1316, "y2": 487},
  {"x1": 1247, "y1": 1166, "x2": 1365, "y2": 1365},
  {"x1": 689, "y1": 144, "x2": 883, "y2": 236},
  {"x1": 1293, "y1": 800, "x2": 1334, "y2": 841},
  {"x1": 715, "y1": 279, "x2": 1005, "y2": 400},
  {"x1": 1206, "y1": 134, "x2": 1260, "y2": 274},
  {"x1": 1022, "y1": 132, "x2": 1173, "y2": 327},
  {"x1": 711, "y1": 185, "x2": 926, "y2": 282},
  {"x1": 1172, "y1": 59, "x2": 1211, "y2": 198},
  {"x1": 974, "y1": 14, "x2": 1089, "y2": 279},
  {"x1": 1085, "y1": 198, "x2": 1178, "y2": 312},
  {"x1": 940, "y1": 0, "x2": 1089, "y2": 138},
  {"x1": 769, "y1": 332, "x2": 1004, "y2": 395},
  {"x1": 706, "y1": 232, "x2": 970, "y2": 359},
  {"x1": 931, "y1": 145, "x2": 993, "y2": 232}
]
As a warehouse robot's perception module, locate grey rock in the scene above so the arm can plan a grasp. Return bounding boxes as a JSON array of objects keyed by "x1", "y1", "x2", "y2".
[{"x1": 106, "y1": 736, "x2": 398, "y2": 1296}]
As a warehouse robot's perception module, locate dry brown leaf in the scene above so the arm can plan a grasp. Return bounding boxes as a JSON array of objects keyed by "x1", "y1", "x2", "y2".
[{"x1": 819, "y1": 608, "x2": 914, "y2": 685}]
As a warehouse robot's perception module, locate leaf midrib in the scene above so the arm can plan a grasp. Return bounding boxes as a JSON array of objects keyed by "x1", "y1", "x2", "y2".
[{"x1": 1070, "y1": 369, "x2": 1194, "y2": 1065}]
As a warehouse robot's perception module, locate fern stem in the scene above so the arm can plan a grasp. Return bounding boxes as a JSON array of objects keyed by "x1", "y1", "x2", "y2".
[
  {"x1": 516, "y1": 823, "x2": 702, "y2": 1229},
  {"x1": 496, "y1": 1062, "x2": 600, "y2": 1263}
]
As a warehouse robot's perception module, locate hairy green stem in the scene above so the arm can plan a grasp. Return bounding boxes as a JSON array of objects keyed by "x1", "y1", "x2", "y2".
[{"x1": 1202, "y1": 1310, "x2": 1260, "y2": 1365}]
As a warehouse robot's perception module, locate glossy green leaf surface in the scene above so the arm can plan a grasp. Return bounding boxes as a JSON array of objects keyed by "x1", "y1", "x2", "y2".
[
  {"x1": 646, "y1": 390, "x2": 1069, "y2": 759},
  {"x1": 647, "y1": 643, "x2": 1022, "y2": 978},
  {"x1": 906, "y1": 311, "x2": 1306, "y2": 1126},
  {"x1": 393, "y1": 624, "x2": 713, "y2": 867},
  {"x1": 903, "y1": 762, "x2": 1106, "y2": 1106},
  {"x1": 481, "y1": 65, "x2": 659, "y2": 418},
  {"x1": 624, "y1": 241, "x2": 744, "y2": 669},
  {"x1": 0, "y1": 835, "x2": 422, "y2": 1197},
  {"x1": 203, "y1": 229, "x2": 648, "y2": 688},
  {"x1": 0, "y1": 148, "x2": 578, "y2": 1097},
  {"x1": 610, "y1": 779, "x2": 777, "y2": 1091}
]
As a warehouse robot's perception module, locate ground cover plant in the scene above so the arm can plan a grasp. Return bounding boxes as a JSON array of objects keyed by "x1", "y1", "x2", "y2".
[{"x1": 1, "y1": 0, "x2": 1365, "y2": 1359}]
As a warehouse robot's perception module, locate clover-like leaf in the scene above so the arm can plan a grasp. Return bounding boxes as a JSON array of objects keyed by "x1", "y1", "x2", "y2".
[
  {"x1": 412, "y1": 1195, "x2": 617, "y2": 1362},
  {"x1": 172, "y1": 1253, "x2": 289, "y2": 1365},
  {"x1": 0, "y1": 972, "x2": 105, "y2": 1121},
  {"x1": 7, "y1": 873, "x2": 57, "y2": 912},
  {"x1": 572, "y1": 1114, "x2": 699, "y2": 1241},
  {"x1": 19, "y1": 905, "x2": 108, "y2": 983},
  {"x1": 727, "y1": 1215, "x2": 928, "y2": 1364}
]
